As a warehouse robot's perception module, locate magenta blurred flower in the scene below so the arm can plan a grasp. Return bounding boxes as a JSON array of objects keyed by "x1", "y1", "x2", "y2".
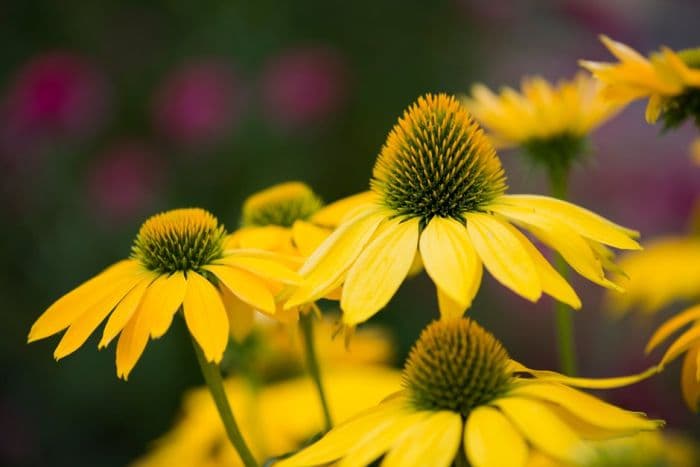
[
  {"x1": 261, "y1": 46, "x2": 348, "y2": 129},
  {"x1": 153, "y1": 60, "x2": 243, "y2": 147},
  {"x1": 87, "y1": 141, "x2": 163, "y2": 223},
  {"x1": 1, "y1": 52, "x2": 108, "y2": 149}
]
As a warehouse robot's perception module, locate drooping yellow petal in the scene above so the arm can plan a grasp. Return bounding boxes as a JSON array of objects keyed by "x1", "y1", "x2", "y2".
[
  {"x1": 116, "y1": 305, "x2": 152, "y2": 380},
  {"x1": 311, "y1": 191, "x2": 377, "y2": 227},
  {"x1": 493, "y1": 195, "x2": 640, "y2": 249},
  {"x1": 286, "y1": 211, "x2": 386, "y2": 308},
  {"x1": 219, "y1": 284, "x2": 255, "y2": 342},
  {"x1": 337, "y1": 411, "x2": 430, "y2": 467},
  {"x1": 382, "y1": 411, "x2": 462, "y2": 467},
  {"x1": 660, "y1": 325, "x2": 700, "y2": 365},
  {"x1": 341, "y1": 217, "x2": 419, "y2": 325},
  {"x1": 681, "y1": 346, "x2": 700, "y2": 412},
  {"x1": 100, "y1": 273, "x2": 156, "y2": 348},
  {"x1": 510, "y1": 382, "x2": 661, "y2": 432},
  {"x1": 437, "y1": 286, "x2": 471, "y2": 318},
  {"x1": 274, "y1": 398, "x2": 407, "y2": 467},
  {"x1": 507, "y1": 360, "x2": 661, "y2": 389},
  {"x1": 28, "y1": 260, "x2": 142, "y2": 342},
  {"x1": 420, "y1": 216, "x2": 481, "y2": 309},
  {"x1": 53, "y1": 272, "x2": 146, "y2": 359},
  {"x1": 205, "y1": 265, "x2": 276, "y2": 314},
  {"x1": 291, "y1": 220, "x2": 331, "y2": 256},
  {"x1": 182, "y1": 272, "x2": 229, "y2": 363},
  {"x1": 465, "y1": 406, "x2": 528, "y2": 467},
  {"x1": 646, "y1": 304, "x2": 700, "y2": 353},
  {"x1": 495, "y1": 396, "x2": 590, "y2": 463},
  {"x1": 466, "y1": 213, "x2": 541, "y2": 302},
  {"x1": 217, "y1": 255, "x2": 300, "y2": 285},
  {"x1": 645, "y1": 94, "x2": 664, "y2": 123},
  {"x1": 141, "y1": 272, "x2": 188, "y2": 339}
]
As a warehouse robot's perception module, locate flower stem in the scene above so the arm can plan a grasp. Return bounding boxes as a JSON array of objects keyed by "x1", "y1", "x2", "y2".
[
  {"x1": 549, "y1": 168, "x2": 578, "y2": 376},
  {"x1": 191, "y1": 338, "x2": 259, "y2": 467},
  {"x1": 300, "y1": 311, "x2": 333, "y2": 432}
]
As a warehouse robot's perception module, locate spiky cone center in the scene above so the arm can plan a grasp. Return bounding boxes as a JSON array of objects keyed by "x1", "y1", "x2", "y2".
[
  {"x1": 662, "y1": 47, "x2": 700, "y2": 130},
  {"x1": 371, "y1": 94, "x2": 507, "y2": 226},
  {"x1": 241, "y1": 181, "x2": 323, "y2": 228},
  {"x1": 403, "y1": 318, "x2": 513, "y2": 417},
  {"x1": 131, "y1": 208, "x2": 226, "y2": 273}
]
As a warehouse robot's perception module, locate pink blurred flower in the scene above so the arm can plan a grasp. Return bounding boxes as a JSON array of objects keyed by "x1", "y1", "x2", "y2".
[
  {"x1": 153, "y1": 60, "x2": 244, "y2": 147},
  {"x1": 261, "y1": 46, "x2": 348, "y2": 129},
  {"x1": 87, "y1": 141, "x2": 163, "y2": 223},
  {"x1": 1, "y1": 52, "x2": 108, "y2": 153}
]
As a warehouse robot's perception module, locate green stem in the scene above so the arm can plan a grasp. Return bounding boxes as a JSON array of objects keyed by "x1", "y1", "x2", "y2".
[
  {"x1": 548, "y1": 168, "x2": 578, "y2": 376},
  {"x1": 192, "y1": 338, "x2": 259, "y2": 467},
  {"x1": 300, "y1": 312, "x2": 333, "y2": 432}
]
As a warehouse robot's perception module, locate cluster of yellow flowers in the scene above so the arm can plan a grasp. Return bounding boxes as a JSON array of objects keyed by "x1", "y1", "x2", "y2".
[{"x1": 28, "y1": 35, "x2": 700, "y2": 467}]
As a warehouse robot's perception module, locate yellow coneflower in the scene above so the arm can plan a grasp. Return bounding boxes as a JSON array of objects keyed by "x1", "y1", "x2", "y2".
[
  {"x1": 276, "y1": 317, "x2": 662, "y2": 467},
  {"x1": 580, "y1": 35, "x2": 700, "y2": 127},
  {"x1": 27, "y1": 208, "x2": 299, "y2": 379},
  {"x1": 285, "y1": 94, "x2": 640, "y2": 325},
  {"x1": 133, "y1": 365, "x2": 403, "y2": 467},
  {"x1": 527, "y1": 432, "x2": 699, "y2": 467},
  {"x1": 464, "y1": 73, "x2": 620, "y2": 172}
]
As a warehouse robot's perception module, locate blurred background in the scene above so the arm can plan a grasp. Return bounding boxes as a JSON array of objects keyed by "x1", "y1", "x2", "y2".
[{"x1": 2, "y1": 0, "x2": 700, "y2": 465}]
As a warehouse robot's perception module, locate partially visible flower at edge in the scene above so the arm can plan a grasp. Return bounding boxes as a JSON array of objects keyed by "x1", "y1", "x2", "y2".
[
  {"x1": 691, "y1": 137, "x2": 700, "y2": 165},
  {"x1": 27, "y1": 208, "x2": 299, "y2": 379},
  {"x1": 285, "y1": 93, "x2": 641, "y2": 327},
  {"x1": 275, "y1": 317, "x2": 662, "y2": 467},
  {"x1": 580, "y1": 35, "x2": 700, "y2": 128}
]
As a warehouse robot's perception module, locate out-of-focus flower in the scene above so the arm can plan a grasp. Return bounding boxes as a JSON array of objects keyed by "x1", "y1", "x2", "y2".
[
  {"x1": 286, "y1": 94, "x2": 640, "y2": 326},
  {"x1": 464, "y1": 74, "x2": 621, "y2": 175},
  {"x1": 153, "y1": 60, "x2": 243, "y2": 147},
  {"x1": 691, "y1": 137, "x2": 700, "y2": 165},
  {"x1": 277, "y1": 318, "x2": 662, "y2": 467},
  {"x1": 261, "y1": 46, "x2": 348, "y2": 129},
  {"x1": 133, "y1": 365, "x2": 402, "y2": 467},
  {"x1": 27, "y1": 208, "x2": 299, "y2": 379},
  {"x1": 527, "y1": 431, "x2": 699, "y2": 467},
  {"x1": 0, "y1": 52, "x2": 108, "y2": 155},
  {"x1": 580, "y1": 36, "x2": 700, "y2": 128},
  {"x1": 87, "y1": 141, "x2": 163, "y2": 224},
  {"x1": 606, "y1": 236, "x2": 700, "y2": 315}
]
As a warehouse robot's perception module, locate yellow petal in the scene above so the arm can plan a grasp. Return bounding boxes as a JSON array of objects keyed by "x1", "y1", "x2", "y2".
[
  {"x1": 275, "y1": 398, "x2": 407, "y2": 467},
  {"x1": 646, "y1": 304, "x2": 700, "y2": 354},
  {"x1": 219, "y1": 284, "x2": 255, "y2": 342},
  {"x1": 645, "y1": 94, "x2": 664, "y2": 123},
  {"x1": 205, "y1": 264, "x2": 276, "y2": 314},
  {"x1": 286, "y1": 211, "x2": 386, "y2": 308},
  {"x1": 28, "y1": 260, "x2": 141, "y2": 342},
  {"x1": 495, "y1": 396, "x2": 590, "y2": 463},
  {"x1": 218, "y1": 255, "x2": 300, "y2": 285},
  {"x1": 507, "y1": 225, "x2": 581, "y2": 309},
  {"x1": 508, "y1": 360, "x2": 661, "y2": 389},
  {"x1": 291, "y1": 220, "x2": 331, "y2": 257},
  {"x1": 341, "y1": 217, "x2": 419, "y2": 325},
  {"x1": 115, "y1": 306, "x2": 151, "y2": 380},
  {"x1": 338, "y1": 410, "x2": 429, "y2": 467},
  {"x1": 141, "y1": 272, "x2": 188, "y2": 339},
  {"x1": 437, "y1": 286, "x2": 470, "y2": 318},
  {"x1": 466, "y1": 213, "x2": 541, "y2": 302},
  {"x1": 510, "y1": 382, "x2": 661, "y2": 432},
  {"x1": 660, "y1": 324, "x2": 700, "y2": 365},
  {"x1": 420, "y1": 216, "x2": 481, "y2": 308},
  {"x1": 53, "y1": 272, "x2": 145, "y2": 359},
  {"x1": 182, "y1": 272, "x2": 229, "y2": 363},
  {"x1": 311, "y1": 191, "x2": 377, "y2": 227},
  {"x1": 599, "y1": 35, "x2": 648, "y2": 63},
  {"x1": 100, "y1": 273, "x2": 155, "y2": 348},
  {"x1": 465, "y1": 406, "x2": 528, "y2": 467},
  {"x1": 227, "y1": 225, "x2": 292, "y2": 251},
  {"x1": 382, "y1": 411, "x2": 462, "y2": 467},
  {"x1": 493, "y1": 195, "x2": 640, "y2": 249},
  {"x1": 681, "y1": 346, "x2": 700, "y2": 412}
]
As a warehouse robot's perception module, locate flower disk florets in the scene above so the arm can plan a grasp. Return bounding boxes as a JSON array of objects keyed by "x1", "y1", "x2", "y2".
[
  {"x1": 371, "y1": 94, "x2": 506, "y2": 225},
  {"x1": 241, "y1": 181, "x2": 323, "y2": 228},
  {"x1": 403, "y1": 318, "x2": 512, "y2": 417},
  {"x1": 132, "y1": 208, "x2": 226, "y2": 273}
]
